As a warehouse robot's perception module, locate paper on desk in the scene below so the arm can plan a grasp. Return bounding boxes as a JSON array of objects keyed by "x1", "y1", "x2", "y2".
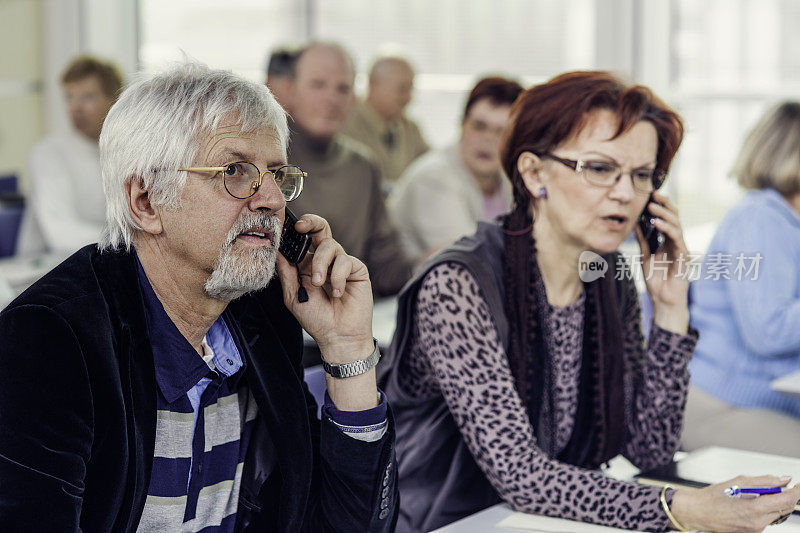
[
  {"x1": 498, "y1": 508, "x2": 800, "y2": 533},
  {"x1": 497, "y1": 513, "x2": 628, "y2": 532},
  {"x1": 772, "y1": 370, "x2": 800, "y2": 396},
  {"x1": 672, "y1": 446, "x2": 800, "y2": 484}
]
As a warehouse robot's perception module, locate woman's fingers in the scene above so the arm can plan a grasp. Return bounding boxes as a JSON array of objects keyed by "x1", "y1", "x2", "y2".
[
  {"x1": 648, "y1": 201, "x2": 688, "y2": 248},
  {"x1": 706, "y1": 476, "x2": 800, "y2": 531},
  {"x1": 647, "y1": 199, "x2": 679, "y2": 226}
]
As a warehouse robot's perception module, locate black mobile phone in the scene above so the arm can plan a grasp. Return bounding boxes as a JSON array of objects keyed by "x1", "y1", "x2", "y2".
[
  {"x1": 638, "y1": 196, "x2": 665, "y2": 255},
  {"x1": 279, "y1": 207, "x2": 312, "y2": 264}
]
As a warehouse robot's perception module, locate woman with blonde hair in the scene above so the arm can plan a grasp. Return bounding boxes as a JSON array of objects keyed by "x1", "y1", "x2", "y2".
[{"x1": 684, "y1": 102, "x2": 800, "y2": 456}]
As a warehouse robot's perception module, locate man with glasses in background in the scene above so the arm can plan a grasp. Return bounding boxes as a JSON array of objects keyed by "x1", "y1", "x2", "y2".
[{"x1": 0, "y1": 62, "x2": 397, "y2": 532}]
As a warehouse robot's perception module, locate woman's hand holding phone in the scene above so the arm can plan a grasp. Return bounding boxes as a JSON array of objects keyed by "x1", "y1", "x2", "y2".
[{"x1": 634, "y1": 191, "x2": 691, "y2": 335}]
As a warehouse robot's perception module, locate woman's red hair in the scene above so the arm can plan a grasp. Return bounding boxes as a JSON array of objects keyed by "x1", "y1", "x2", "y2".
[{"x1": 500, "y1": 71, "x2": 684, "y2": 209}]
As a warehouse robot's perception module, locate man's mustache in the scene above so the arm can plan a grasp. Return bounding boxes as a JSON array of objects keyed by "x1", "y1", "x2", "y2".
[{"x1": 224, "y1": 213, "x2": 282, "y2": 246}]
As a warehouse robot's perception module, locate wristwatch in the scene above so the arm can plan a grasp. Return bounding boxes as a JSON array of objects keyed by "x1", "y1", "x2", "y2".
[{"x1": 321, "y1": 338, "x2": 381, "y2": 378}]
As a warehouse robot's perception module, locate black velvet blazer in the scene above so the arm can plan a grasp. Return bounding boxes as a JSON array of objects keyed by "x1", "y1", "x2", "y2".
[{"x1": 0, "y1": 246, "x2": 398, "y2": 532}]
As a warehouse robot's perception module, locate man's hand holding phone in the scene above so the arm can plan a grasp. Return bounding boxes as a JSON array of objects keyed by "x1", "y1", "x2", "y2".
[{"x1": 275, "y1": 211, "x2": 378, "y2": 411}]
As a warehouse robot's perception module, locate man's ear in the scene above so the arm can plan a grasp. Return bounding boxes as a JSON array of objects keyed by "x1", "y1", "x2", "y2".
[
  {"x1": 126, "y1": 176, "x2": 163, "y2": 235},
  {"x1": 517, "y1": 151, "x2": 545, "y2": 194}
]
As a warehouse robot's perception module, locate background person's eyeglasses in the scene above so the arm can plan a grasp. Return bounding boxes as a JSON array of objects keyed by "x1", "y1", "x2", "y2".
[
  {"x1": 540, "y1": 153, "x2": 666, "y2": 194},
  {"x1": 178, "y1": 161, "x2": 306, "y2": 201}
]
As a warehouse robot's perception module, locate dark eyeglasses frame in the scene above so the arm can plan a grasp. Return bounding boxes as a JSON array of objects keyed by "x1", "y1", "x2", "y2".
[{"x1": 539, "y1": 152, "x2": 666, "y2": 194}]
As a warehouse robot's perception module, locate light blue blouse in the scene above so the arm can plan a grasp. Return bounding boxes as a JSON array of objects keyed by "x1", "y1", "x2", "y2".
[{"x1": 689, "y1": 188, "x2": 800, "y2": 418}]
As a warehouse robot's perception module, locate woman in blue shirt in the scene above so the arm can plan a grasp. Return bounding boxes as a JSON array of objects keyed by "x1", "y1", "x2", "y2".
[{"x1": 684, "y1": 102, "x2": 800, "y2": 457}]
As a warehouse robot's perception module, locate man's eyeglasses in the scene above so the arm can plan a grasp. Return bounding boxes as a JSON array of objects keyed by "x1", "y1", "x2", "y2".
[
  {"x1": 540, "y1": 153, "x2": 666, "y2": 195},
  {"x1": 178, "y1": 161, "x2": 306, "y2": 201}
]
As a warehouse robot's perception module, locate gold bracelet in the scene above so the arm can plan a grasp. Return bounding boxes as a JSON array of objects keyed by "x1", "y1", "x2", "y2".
[{"x1": 660, "y1": 485, "x2": 691, "y2": 532}]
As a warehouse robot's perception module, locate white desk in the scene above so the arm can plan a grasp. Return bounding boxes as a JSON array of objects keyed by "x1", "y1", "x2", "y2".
[
  {"x1": 431, "y1": 449, "x2": 800, "y2": 533},
  {"x1": 431, "y1": 505, "x2": 514, "y2": 532},
  {"x1": 772, "y1": 370, "x2": 800, "y2": 397},
  {"x1": 434, "y1": 504, "x2": 799, "y2": 533}
]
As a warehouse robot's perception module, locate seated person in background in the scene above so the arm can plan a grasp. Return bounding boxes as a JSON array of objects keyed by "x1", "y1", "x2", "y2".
[
  {"x1": 0, "y1": 62, "x2": 397, "y2": 531},
  {"x1": 378, "y1": 71, "x2": 800, "y2": 532},
  {"x1": 341, "y1": 55, "x2": 429, "y2": 188},
  {"x1": 683, "y1": 102, "x2": 800, "y2": 457},
  {"x1": 265, "y1": 45, "x2": 299, "y2": 110},
  {"x1": 285, "y1": 41, "x2": 416, "y2": 296},
  {"x1": 26, "y1": 55, "x2": 122, "y2": 254},
  {"x1": 388, "y1": 76, "x2": 522, "y2": 260}
]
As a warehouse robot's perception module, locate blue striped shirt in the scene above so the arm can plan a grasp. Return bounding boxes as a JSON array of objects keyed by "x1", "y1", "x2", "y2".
[
  {"x1": 136, "y1": 261, "x2": 255, "y2": 532},
  {"x1": 134, "y1": 256, "x2": 389, "y2": 531}
]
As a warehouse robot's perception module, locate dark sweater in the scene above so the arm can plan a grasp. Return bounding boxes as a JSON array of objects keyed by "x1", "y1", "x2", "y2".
[{"x1": 288, "y1": 127, "x2": 414, "y2": 296}]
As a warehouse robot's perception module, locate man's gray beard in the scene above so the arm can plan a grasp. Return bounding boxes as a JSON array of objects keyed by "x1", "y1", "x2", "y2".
[{"x1": 204, "y1": 213, "x2": 282, "y2": 302}]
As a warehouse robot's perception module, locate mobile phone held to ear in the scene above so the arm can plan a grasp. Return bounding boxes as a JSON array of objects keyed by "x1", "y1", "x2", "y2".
[
  {"x1": 279, "y1": 207, "x2": 312, "y2": 264},
  {"x1": 638, "y1": 197, "x2": 666, "y2": 255}
]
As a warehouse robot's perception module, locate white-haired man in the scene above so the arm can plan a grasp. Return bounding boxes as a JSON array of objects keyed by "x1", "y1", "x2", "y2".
[{"x1": 0, "y1": 63, "x2": 397, "y2": 532}]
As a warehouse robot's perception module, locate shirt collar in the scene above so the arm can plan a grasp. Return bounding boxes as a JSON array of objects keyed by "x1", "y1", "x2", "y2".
[
  {"x1": 360, "y1": 99, "x2": 398, "y2": 132},
  {"x1": 135, "y1": 252, "x2": 245, "y2": 404},
  {"x1": 761, "y1": 188, "x2": 800, "y2": 226}
]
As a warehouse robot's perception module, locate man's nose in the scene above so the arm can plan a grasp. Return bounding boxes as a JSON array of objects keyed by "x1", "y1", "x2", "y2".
[{"x1": 247, "y1": 174, "x2": 286, "y2": 212}]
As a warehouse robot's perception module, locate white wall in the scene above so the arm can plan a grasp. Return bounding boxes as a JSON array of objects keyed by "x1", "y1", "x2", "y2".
[
  {"x1": 0, "y1": 0, "x2": 44, "y2": 189},
  {"x1": 43, "y1": 0, "x2": 138, "y2": 135},
  {"x1": 0, "y1": 0, "x2": 138, "y2": 190}
]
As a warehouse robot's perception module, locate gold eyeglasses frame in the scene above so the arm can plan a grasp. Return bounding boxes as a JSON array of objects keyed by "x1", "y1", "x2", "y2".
[{"x1": 177, "y1": 161, "x2": 306, "y2": 201}]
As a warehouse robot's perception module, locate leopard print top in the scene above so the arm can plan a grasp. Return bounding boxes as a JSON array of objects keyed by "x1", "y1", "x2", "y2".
[{"x1": 397, "y1": 261, "x2": 697, "y2": 531}]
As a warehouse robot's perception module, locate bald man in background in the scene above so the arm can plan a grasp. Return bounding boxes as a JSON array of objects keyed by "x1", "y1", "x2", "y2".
[{"x1": 342, "y1": 56, "x2": 429, "y2": 188}]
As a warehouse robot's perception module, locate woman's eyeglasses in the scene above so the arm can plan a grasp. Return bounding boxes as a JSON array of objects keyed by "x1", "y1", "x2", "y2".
[{"x1": 540, "y1": 153, "x2": 666, "y2": 195}]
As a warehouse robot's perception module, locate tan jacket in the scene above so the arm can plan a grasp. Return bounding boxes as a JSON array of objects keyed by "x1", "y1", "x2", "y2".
[
  {"x1": 341, "y1": 100, "x2": 429, "y2": 186},
  {"x1": 288, "y1": 127, "x2": 414, "y2": 296}
]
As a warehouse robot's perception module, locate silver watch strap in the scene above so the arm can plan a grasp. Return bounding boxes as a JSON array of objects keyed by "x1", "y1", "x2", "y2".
[{"x1": 321, "y1": 338, "x2": 381, "y2": 378}]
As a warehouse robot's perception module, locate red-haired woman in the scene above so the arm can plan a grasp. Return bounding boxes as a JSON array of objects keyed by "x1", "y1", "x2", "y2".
[{"x1": 378, "y1": 71, "x2": 800, "y2": 532}]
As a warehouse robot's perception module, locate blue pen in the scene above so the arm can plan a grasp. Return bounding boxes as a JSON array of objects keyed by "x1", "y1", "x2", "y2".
[{"x1": 724, "y1": 485, "x2": 784, "y2": 498}]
